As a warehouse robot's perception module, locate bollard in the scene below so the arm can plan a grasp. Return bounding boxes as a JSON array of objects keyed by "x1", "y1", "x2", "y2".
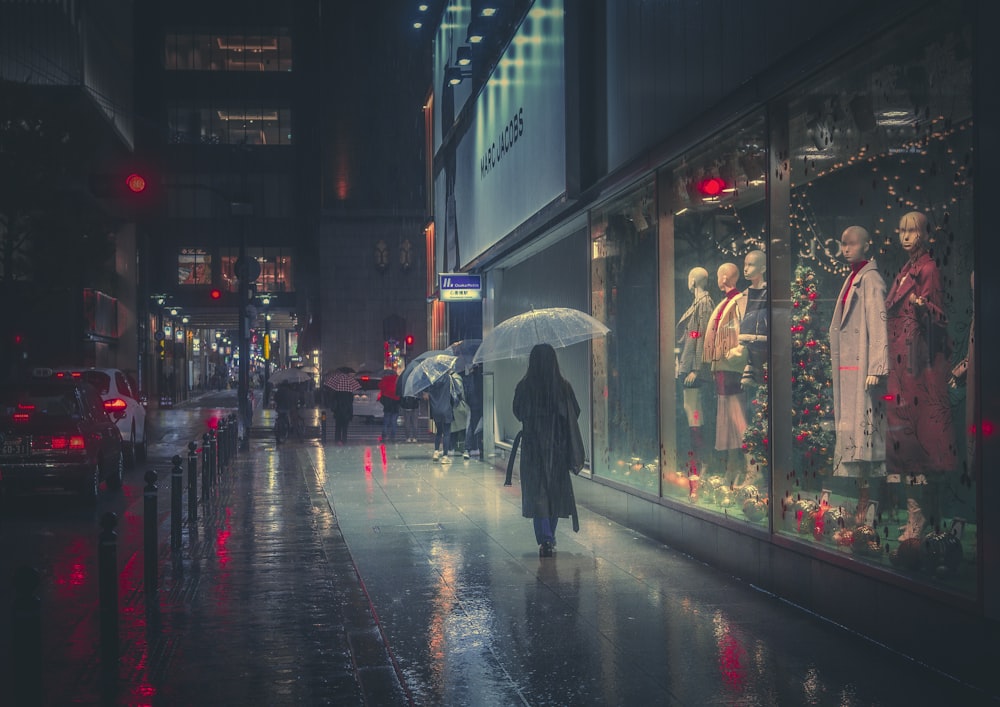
[
  {"x1": 187, "y1": 441, "x2": 198, "y2": 522},
  {"x1": 143, "y1": 470, "x2": 158, "y2": 597},
  {"x1": 321, "y1": 410, "x2": 327, "y2": 442},
  {"x1": 171, "y1": 455, "x2": 183, "y2": 550},
  {"x1": 229, "y1": 412, "x2": 238, "y2": 459},
  {"x1": 209, "y1": 428, "x2": 218, "y2": 485},
  {"x1": 217, "y1": 418, "x2": 227, "y2": 470},
  {"x1": 11, "y1": 565, "x2": 42, "y2": 706},
  {"x1": 98, "y1": 512, "x2": 119, "y2": 670},
  {"x1": 202, "y1": 432, "x2": 211, "y2": 498}
]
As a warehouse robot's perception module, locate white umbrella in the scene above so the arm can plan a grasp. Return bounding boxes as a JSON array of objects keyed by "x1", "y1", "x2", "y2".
[
  {"x1": 472, "y1": 307, "x2": 610, "y2": 364},
  {"x1": 269, "y1": 368, "x2": 313, "y2": 385},
  {"x1": 402, "y1": 353, "x2": 458, "y2": 397}
]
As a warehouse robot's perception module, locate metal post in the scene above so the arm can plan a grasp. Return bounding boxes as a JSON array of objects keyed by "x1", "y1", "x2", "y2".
[
  {"x1": 217, "y1": 418, "x2": 227, "y2": 470},
  {"x1": 187, "y1": 441, "x2": 198, "y2": 522},
  {"x1": 321, "y1": 410, "x2": 327, "y2": 442},
  {"x1": 209, "y1": 428, "x2": 218, "y2": 485},
  {"x1": 11, "y1": 565, "x2": 41, "y2": 706},
  {"x1": 202, "y1": 432, "x2": 211, "y2": 498},
  {"x1": 170, "y1": 456, "x2": 183, "y2": 550},
  {"x1": 230, "y1": 412, "x2": 239, "y2": 458},
  {"x1": 143, "y1": 470, "x2": 158, "y2": 596},
  {"x1": 98, "y1": 512, "x2": 119, "y2": 669}
]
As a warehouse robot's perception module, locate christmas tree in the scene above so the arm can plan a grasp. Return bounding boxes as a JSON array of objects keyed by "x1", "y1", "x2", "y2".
[{"x1": 742, "y1": 264, "x2": 834, "y2": 485}]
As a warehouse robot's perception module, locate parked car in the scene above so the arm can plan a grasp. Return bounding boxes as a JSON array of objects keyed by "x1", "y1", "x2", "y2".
[
  {"x1": 0, "y1": 377, "x2": 125, "y2": 503},
  {"x1": 353, "y1": 372, "x2": 383, "y2": 422},
  {"x1": 51, "y1": 368, "x2": 148, "y2": 466}
]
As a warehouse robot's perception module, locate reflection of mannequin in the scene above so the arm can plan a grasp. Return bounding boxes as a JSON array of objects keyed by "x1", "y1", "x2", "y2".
[
  {"x1": 885, "y1": 211, "x2": 957, "y2": 537},
  {"x1": 829, "y1": 227, "x2": 888, "y2": 520},
  {"x1": 703, "y1": 262, "x2": 747, "y2": 487},
  {"x1": 737, "y1": 250, "x2": 769, "y2": 388},
  {"x1": 676, "y1": 267, "x2": 715, "y2": 496}
]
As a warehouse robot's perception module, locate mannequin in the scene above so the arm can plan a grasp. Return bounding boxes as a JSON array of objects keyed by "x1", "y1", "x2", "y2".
[
  {"x1": 885, "y1": 211, "x2": 957, "y2": 538},
  {"x1": 703, "y1": 262, "x2": 747, "y2": 488},
  {"x1": 676, "y1": 266, "x2": 715, "y2": 498},
  {"x1": 828, "y1": 226, "x2": 889, "y2": 523},
  {"x1": 737, "y1": 250, "x2": 769, "y2": 388}
]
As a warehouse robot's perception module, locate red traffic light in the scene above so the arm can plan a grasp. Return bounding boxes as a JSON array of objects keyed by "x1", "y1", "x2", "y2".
[
  {"x1": 405, "y1": 334, "x2": 415, "y2": 346},
  {"x1": 125, "y1": 173, "x2": 147, "y2": 194},
  {"x1": 696, "y1": 177, "x2": 727, "y2": 197},
  {"x1": 209, "y1": 288, "x2": 222, "y2": 300}
]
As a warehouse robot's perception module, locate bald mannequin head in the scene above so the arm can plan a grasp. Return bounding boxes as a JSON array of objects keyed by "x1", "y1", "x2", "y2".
[
  {"x1": 717, "y1": 262, "x2": 740, "y2": 292},
  {"x1": 839, "y1": 226, "x2": 871, "y2": 264},
  {"x1": 688, "y1": 266, "x2": 709, "y2": 292},
  {"x1": 743, "y1": 250, "x2": 766, "y2": 287}
]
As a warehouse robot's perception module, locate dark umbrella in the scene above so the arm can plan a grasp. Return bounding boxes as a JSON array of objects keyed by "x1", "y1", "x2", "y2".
[{"x1": 324, "y1": 369, "x2": 360, "y2": 393}]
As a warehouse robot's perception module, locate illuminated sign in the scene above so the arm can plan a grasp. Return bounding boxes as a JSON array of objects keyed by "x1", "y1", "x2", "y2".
[{"x1": 438, "y1": 273, "x2": 482, "y2": 301}]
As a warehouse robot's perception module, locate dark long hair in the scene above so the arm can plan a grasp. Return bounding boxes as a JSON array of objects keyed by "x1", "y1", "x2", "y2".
[{"x1": 519, "y1": 343, "x2": 566, "y2": 414}]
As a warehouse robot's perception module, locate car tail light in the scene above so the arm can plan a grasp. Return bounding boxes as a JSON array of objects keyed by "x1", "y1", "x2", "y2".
[
  {"x1": 103, "y1": 398, "x2": 128, "y2": 414},
  {"x1": 34, "y1": 435, "x2": 87, "y2": 451},
  {"x1": 13, "y1": 402, "x2": 34, "y2": 423}
]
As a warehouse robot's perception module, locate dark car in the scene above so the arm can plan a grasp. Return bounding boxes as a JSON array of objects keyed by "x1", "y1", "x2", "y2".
[{"x1": 0, "y1": 378, "x2": 125, "y2": 503}]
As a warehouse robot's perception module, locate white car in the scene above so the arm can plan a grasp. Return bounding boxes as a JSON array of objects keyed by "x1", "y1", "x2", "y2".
[
  {"x1": 353, "y1": 372, "x2": 383, "y2": 422},
  {"x1": 52, "y1": 368, "x2": 148, "y2": 466}
]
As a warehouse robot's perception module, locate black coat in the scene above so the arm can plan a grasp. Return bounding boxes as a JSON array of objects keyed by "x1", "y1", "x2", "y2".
[{"x1": 512, "y1": 378, "x2": 582, "y2": 529}]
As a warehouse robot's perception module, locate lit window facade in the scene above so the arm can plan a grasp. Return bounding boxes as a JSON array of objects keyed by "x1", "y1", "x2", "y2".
[
  {"x1": 164, "y1": 30, "x2": 292, "y2": 72},
  {"x1": 167, "y1": 103, "x2": 292, "y2": 145}
]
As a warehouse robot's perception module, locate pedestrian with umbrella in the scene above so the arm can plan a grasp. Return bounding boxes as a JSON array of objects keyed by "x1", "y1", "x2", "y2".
[
  {"x1": 425, "y1": 370, "x2": 463, "y2": 463},
  {"x1": 511, "y1": 343, "x2": 586, "y2": 557},
  {"x1": 324, "y1": 367, "x2": 360, "y2": 445},
  {"x1": 378, "y1": 368, "x2": 401, "y2": 443}
]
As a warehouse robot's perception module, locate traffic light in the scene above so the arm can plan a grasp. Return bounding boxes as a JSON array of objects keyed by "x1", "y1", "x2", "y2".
[
  {"x1": 209, "y1": 288, "x2": 223, "y2": 301},
  {"x1": 404, "y1": 334, "x2": 414, "y2": 353}
]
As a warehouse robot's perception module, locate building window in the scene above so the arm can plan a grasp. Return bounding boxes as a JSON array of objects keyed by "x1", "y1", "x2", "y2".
[
  {"x1": 659, "y1": 114, "x2": 769, "y2": 518},
  {"x1": 164, "y1": 29, "x2": 292, "y2": 72},
  {"x1": 777, "y1": 1, "x2": 974, "y2": 595},
  {"x1": 178, "y1": 248, "x2": 212, "y2": 285},
  {"x1": 167, "y1": 104, "x2": 292, "y2": 145},
  {"x1": 591, "y1": 179, "x2": 659, "y2": 494},
  {"x1": 220, "y1": 248, "x2": 294, "y2": 294}
]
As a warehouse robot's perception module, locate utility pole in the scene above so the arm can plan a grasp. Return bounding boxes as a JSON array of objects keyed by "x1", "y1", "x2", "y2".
[{"x1": 232, "y1": 200, "x2": 255, "y2": 448}]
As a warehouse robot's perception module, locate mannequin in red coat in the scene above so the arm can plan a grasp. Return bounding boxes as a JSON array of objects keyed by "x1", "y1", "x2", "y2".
[{"x1": 885, "y1": 211, "x2": 957, "y2": 537}]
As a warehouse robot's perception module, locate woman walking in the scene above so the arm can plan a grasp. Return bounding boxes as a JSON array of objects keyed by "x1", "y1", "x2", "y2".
[{"x1": 512, "y1": 344, "x2": 585, "y2": 557}]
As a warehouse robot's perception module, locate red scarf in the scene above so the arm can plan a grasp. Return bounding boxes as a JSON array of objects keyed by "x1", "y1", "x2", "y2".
[{"x1": 842, "y1": 261, "x2": 868, "y2": 306}]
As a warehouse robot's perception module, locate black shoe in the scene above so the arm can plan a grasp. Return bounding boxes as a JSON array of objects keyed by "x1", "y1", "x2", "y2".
[{"x1": 539, "y1": 542, "x2": 554, "y2": 558}]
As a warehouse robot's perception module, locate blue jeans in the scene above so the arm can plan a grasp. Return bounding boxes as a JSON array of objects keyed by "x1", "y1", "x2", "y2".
[
  {"x1": 433, "y1": 414, "x2": 451, "y2": 454},
  {"x1": 533, "y1": 517, "x2": 558, "y2": 545},
  {"x1": 381, "y1": 409, "x2": 398, "y2": 441}
]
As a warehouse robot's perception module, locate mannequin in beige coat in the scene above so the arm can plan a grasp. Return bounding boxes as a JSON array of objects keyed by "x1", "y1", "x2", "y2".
[{"x1": 829, "y1": 226, "x2": 889, "y2": 524}]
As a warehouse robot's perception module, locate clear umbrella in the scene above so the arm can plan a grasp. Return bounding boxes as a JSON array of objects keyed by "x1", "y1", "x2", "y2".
[
  {"x1": 269, "y1": 367, "x2": 314, "y2": 385},
  {"x1": 398, "y1": 350, "x2": 448, "y2": 398},
  {"x1": 446, "y1": 339, "x2": 482, "y2": 374},
  {"x1": 402, "y1": 353, "x2": 458, "y2": 398},
  {"x1": 472, "y1": 307, "x2": 610, "y2": 364}
]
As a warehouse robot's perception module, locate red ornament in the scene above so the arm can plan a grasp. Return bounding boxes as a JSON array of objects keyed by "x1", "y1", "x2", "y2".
[
  {"x1": 808, "y1": 292, "x2": 818, "y2": 300},
  {"x1": 806, "y1": 340, "x2": 817, "y2": 348}
]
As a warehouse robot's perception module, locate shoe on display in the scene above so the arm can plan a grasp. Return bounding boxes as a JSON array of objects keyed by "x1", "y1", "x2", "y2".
[{"x1": 441, "y1": 455, "x2": 452, "y2": 464}]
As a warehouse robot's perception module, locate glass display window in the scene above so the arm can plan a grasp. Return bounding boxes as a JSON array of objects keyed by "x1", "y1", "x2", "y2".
[
  {"x1": 778, "y1": 1, "x2": 975, "y2": 595},
  {"x1": 178, "y1": 248, "x2": 211, "y2": 285},
  {"x1": 590, "y1": 179, "x2": 659, "y2": 494},
  {"x1": 164, "y1": 30, "x2": 292, "y2": 72},
  {"x1": 658, "y1": 114, "x2": 770, "y2": 524}
]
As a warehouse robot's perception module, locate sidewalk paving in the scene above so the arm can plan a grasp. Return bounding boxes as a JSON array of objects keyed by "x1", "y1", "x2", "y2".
[{"x1": 38, "y1": 400, "x2": 996, "y2": 705}]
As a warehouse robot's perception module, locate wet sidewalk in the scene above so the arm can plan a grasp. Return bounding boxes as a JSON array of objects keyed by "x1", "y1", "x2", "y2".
[{"x1": 50, "y1": 403, "x2": 996, "y2": 705}]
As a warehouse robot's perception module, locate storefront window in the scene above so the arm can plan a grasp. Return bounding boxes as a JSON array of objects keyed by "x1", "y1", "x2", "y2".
[
  {"x1": 779, "y1": 2, "x2": 975, "y2": 595},
  {"x1": 591, "y1": 180, "x2": 659, "y2": 493},
  {"x1": 178, "y1": 248, "x2": 211, "y2": 285},
  {"x1": 220, "y1": 248, "x2": 294, "y2": 293},
  {"x1": 659, "y1": 115, "x2": 770, "y2": 523}
]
